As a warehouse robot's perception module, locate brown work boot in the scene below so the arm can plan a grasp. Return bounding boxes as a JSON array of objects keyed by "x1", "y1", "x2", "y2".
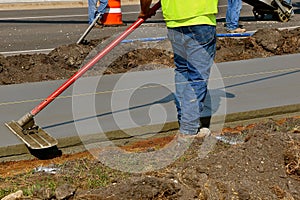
[
  {"x1": 94, "y1": 23, "x2": 103, "y2": 29},
  {"x1": 227, "y1": 27, "x2": 246, "y2": 33}
]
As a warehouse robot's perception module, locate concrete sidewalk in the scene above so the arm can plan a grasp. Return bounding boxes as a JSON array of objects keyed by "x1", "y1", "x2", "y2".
[{"x1": 0, "y1": 53, "x2": 300, "y2": 160}]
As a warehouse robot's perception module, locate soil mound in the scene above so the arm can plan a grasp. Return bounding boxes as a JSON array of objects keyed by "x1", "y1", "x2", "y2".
[{"x1": 0, "y1": 28, "x2": 300, "y2": 85}]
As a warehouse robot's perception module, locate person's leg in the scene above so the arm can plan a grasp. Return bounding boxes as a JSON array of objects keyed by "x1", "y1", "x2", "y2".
[
  {"x1": 167, "y1": 27, "x2": 188, "y2": 126},
  {"x1": 181, "y1": 25, "x2": 216, "y2": 134},
  {"x1": 88, "y1": 0, "x2": 98, "y2": 24},
  {"x1": 168, "y1": 25, "x2": 216, "y2": 135},
  {"x1": 226, "y1": 0, "x2": 234, "y2": 29},
  {"x1": 235, "y1": 0, "x2": 242, "y2": 25},
  {"x1": 97, "y1": 0, "x2": 108, "y2": 17},
  {"x1": 226, "y1": 0, "x2": 243, "y2": 31}
]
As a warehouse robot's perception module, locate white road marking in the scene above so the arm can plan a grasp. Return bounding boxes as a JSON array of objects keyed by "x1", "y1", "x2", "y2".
[
  {"x1": 0, "y1": 14, "x2": 86, "y2": 20},
  {"x1": 0, "y1": 11, "x2": 163, "y2": 21},
  {"x1": 0, "y1": 48, "x2": 54, "y2": 56}
]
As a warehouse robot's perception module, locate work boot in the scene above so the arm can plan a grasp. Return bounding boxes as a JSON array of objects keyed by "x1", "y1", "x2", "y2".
[
  {"x1": 94, "y1": 23, "x2": 103, "y2": 28},
  {"x1": 196, "y1": 127, "x2": 211, "y2": 138},
  {"x1": 177, "y1": 128, "x2": 211, "y2": 139},
  {"x1": 227, "y1": 27, "x2": 246, "y2": 33}
]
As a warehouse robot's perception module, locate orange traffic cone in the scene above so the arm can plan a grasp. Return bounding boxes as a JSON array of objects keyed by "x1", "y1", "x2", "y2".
[{"x1": 101, "y1": 0, "x2": 125, "y2": 26}]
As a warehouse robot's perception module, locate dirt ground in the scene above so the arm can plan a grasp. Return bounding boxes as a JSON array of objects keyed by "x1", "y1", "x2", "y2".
[
  {"x1": 0, "y1": 117, "x2": 299, "y2": 199},
  {"x1": 0, "y1": 28, "x2": 300, "y2": 200},
  {"x1": 1, "y1": 28, "x2": 300, "y2": 85}
]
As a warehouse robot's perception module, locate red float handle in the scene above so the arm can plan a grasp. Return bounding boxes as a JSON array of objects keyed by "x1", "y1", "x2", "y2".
[{"x1": 30, "y1": 2, "x2": 161, "y2": 116}]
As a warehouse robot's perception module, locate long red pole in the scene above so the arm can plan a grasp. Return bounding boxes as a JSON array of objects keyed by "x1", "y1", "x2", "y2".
[{"x1": 30, "y1": 2, "x2": 161, "y2": 116}]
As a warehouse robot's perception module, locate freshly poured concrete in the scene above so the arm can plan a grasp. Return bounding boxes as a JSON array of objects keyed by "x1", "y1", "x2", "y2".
[{"x1": 0, "y1": 53, "x2": 300, "y2": 157}]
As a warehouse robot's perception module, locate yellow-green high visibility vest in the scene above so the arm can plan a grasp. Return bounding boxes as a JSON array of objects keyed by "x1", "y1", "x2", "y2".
[{"x1": 161, "y1": 0, "x2": 218, "y2": 28}]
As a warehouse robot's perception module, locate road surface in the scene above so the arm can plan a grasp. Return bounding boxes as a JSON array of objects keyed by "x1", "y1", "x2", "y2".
[{"x1": 1, "y1": 0, "x2": 300, "y2": 54}]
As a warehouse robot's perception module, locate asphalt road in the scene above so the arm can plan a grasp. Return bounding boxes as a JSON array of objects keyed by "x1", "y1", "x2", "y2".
[{"x1": 1, "y1": 0, "x2": 300, "y2": 55}]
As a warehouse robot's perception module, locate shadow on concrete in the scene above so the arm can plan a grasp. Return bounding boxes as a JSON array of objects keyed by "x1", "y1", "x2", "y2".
[
  {"x1": 225, "y1": 69, "x2": 300, "y2": 89},
  {"x1": 43, "y1": 93, "x2": 176, "y2": 130},
  {"x1": 43, "y1": 88, "x2": 234, "y2": 134},
  {"x1": 201, "y1": 89, "x2": 236, "y2": 128}
]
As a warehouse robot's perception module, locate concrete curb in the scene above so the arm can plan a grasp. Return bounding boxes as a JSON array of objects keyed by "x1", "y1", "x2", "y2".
[
  {"x1": 0, "y1": 0, "x2": 140, "y2": 10},
  {"x1": 1, "y1": 104, "x2": 299, "y2": 161}
]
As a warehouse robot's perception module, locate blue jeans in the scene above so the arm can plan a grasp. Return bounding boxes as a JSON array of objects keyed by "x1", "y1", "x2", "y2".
[
  {"x1": 88, "y1": 0, "x2": 108, "y2": 24},
  {"x1": 226, "y1": 0, "x2": 242, "y2": 30},
  {"x1": 167, "y1": 25, "x2": 216, "y2": 135}
]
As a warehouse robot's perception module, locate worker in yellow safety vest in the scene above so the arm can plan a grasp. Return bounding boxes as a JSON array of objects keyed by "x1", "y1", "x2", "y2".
[{"x1": 139, "y1": 0, "x2": 218, "y2": 138}]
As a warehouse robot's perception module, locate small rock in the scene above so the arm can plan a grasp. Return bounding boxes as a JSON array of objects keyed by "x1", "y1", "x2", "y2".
[
  {"x1": 238, "y1": 188, "x2": 251, "y2": 200},
  {"x1": 24, "y1": 65, "x2": 30, "y2": 70},
  {"x1": 216, "y1": 165, "x2": 223, "y2": 169},
  {"x1": 1, "y1": 190, "x2": 23, "y2": 200},
  {"x1": 55, "y1": 184, "x2": 76, "y2": 200},
  {"x1": 66, "y1": 57, "x2": 76, "y2": 66},
  {"x1": 292, "y1": 126, "x2": 300, "y2": 133},
  {"x1": 73, "y1": 189, "x2": 106, "y2": 200},
  {"x1": 146, "y1": 147, "x2": 155, "y2": 152},
  {"x1": 0, "y1": 65, "x2": 3, "y2": 73},
  {"x1": 256, "y1": 165, "x2": 265, "y2": 173},
  {"x1": 33, "y1": 187, "x2": 53, "y2": 199}
]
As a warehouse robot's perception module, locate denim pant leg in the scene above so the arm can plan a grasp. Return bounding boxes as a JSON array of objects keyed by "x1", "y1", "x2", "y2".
[
  {"x1": 226, "y1": 0, "x2": 242, "y2": 30},
  {"x1": 173, "y1": 53, "x2": 188, "y2": 123},
  {"x1": 88, "y1": 0, "x2": 97, "y2": 24},
  {"x1": 168, "y1": 25, "x2": 216, "y2": 135},
  {"x1": 97, "y1": 0, "x2": 108, "y2": 16},
  {"x1": 88, "y1": 0, "x2": 108, "y2": 24}
]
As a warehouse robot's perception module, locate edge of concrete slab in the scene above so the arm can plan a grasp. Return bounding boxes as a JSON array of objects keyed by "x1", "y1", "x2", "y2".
[
  {"x1": 0, "y1": 0, "x2": 140, "y2": 10},
  {"x1": 225, "y1": 103, "x2": 300, "y2": 124},
  {"x1": 0, "y1": 121, "x2": 179, "y2": 161},
  {"x1": 1, "y1": 103, "x2": 299, "y2": 161}
]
